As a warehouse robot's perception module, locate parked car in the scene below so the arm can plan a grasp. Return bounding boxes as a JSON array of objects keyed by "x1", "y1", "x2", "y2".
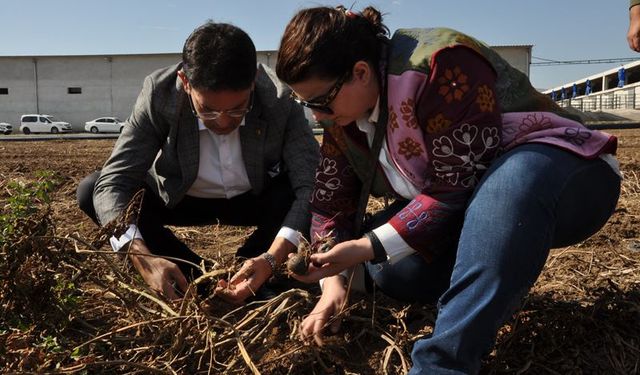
[
  {"x1": 84, "y1": 117, "x2": 125, "y2": 133},
  {"x1": 20, "y1": 114, "x2": 72, "y2": 134},
  {"x1": 0, "y1": 122, "x2": 12, "y2": 135}
]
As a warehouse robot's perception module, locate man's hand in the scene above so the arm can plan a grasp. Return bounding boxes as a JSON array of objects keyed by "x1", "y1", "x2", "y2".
[
  {"x1": 290, "y1": 237, "x2": 374, "y2": 283},
  {"x1": 215, "y1": 256, "x2": 273, "y2": 304},
  {"x1": 300, "y1": 276, "x2": 347, "y2": 346},
  {"x1": 628, "y1": 5, "x2": 640, "y2": 52},
  {"x1": 127, "y1": 239, "x2": 188, "y2": 300},
  {"x1": 216, "y1": 236, "x2": 297, "y2": 304}
]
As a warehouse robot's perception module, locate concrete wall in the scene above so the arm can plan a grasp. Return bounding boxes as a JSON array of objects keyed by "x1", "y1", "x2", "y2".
[
  {"x1": 0, "y1": 54, "x2": 180, "y2": 130},
  {"x1": 0, "y1": 47, "x2": 529, "y2": 131},
  {"x1": 492, "y1": 46, "x2": 531, "y2": 77}
]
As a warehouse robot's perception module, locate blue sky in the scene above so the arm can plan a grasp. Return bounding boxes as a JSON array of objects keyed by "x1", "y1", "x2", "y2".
[{"x1": 1, "y1": 0, "x2": 637, "y2": 89}]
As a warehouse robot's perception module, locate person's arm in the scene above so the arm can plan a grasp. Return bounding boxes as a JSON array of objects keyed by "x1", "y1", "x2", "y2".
[
  {"x1": 295, "y1": 46, "x2": 503, "y2": 282},
  {"x1": 299, "y1": 274, "x2": 348, "y2": 346},
  {"x1": 215, "y1": 235, "x2": 297, "y2": 304},
  {"x1": 93, "y1": 72, "x2": 183, "y2": 299},
  {"x1": 629, "y1": 0, "x2": 640, "y2": 51},
  {"x1": 127, "y1": 239, "x2": 188, "y2": 300},
  {"x1": 93, "y1": 74, "x2": 167, "y2": 225},
  {"x1": 309, "y1": 126, "x2": 364, "y2": 243},
  {"x1": 216, "y1": 78, "x2": 320, "y2": 304}
]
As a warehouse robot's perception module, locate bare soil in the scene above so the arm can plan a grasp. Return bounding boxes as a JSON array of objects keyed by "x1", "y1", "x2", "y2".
[{"x1": 0, "y1": 129, "x2": 638, "y2": 374}]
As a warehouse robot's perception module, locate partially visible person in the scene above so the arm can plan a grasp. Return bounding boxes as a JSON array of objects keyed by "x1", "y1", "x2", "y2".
[
  {"x1": 77, "y1": 22, "x2": 319, "y2": 302},
  {"x1": 276, "y1": 5, "x2": 621, "y2": 374},
  {"x1": 628, "y1": 0, "x2": 640, "y2": 51}
]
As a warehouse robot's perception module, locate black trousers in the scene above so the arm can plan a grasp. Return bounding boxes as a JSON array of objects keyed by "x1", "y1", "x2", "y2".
[{"x1": 77, "y1": 171, "x2": 296, "y2": 279}]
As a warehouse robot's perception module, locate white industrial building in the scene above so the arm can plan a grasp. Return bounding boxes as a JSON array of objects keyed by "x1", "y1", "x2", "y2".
[
  {"x1": 0, "y1": 47, "x2": 528, "y2": 132},
  {"x1": 543, "y1": 60, "x2": 640, "y2": 112}
]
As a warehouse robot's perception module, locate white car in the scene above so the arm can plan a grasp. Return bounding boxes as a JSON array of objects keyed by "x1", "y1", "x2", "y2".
[
  {"x1": 20, "y1": 114, "x2": 72, "y2": 134},
  {"x1": 0, "y1": 122, "x2": 12, "y2": 135},
  {"x1": 84, "y1": 117, "x2": 125, "y2": 133}
]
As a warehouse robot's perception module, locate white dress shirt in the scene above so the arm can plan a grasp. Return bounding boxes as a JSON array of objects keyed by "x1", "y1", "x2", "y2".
[
  {"x1": 355, "y1": 99, "x2": 419, "y2": 265},
  {"x1": 110, "y1": 118, "x2": 300, "y2": 251},
  {"x1": 321, "y1": 99, "x2": 420, "y2": 290}
]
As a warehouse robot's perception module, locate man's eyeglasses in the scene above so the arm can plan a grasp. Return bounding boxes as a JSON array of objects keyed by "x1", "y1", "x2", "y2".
[
  {"x1": 290, "y1": 73, "x2": 349, "y2": 115},
  {"x1": 188, "y1": 90, "x2": 254, "y2": 121}
]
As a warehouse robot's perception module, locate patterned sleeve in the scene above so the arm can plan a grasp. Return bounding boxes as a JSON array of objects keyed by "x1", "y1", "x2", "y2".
[
  {"x1": 384, "y1": 46, "x2": 503, "y2": 261},
  {"x1": 309, "y1": 127, "x2": 362, "y2": 243}
]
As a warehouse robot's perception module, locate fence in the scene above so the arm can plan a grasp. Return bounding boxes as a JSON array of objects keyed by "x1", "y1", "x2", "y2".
[{"x1": 555, "y1": 85, "x2": 640, "y2": 112}]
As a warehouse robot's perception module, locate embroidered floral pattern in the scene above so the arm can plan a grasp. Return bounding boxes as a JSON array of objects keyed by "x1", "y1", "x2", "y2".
[
  {"x1": 438, "y1": 67, "x2": 469, "y2": 103},
  {"x1": 427, "y1": 113, "x2": 452, "y2": 134},
  {"x1": 313, "y1": 157, "x2": 342, "y2": 202},
  {"x1": 431, "y1": 123, "x2": 500, "y2": 188},
  {"x1": 452, "y1": 123, "x2": 478, "y2": 146},
  {"x1": 519, "y1": 113, "x2": 552, "y2": 132},
  {"x1": 502, "y1": 113, "x2": 553, "y2": 140},
  {"x1": 432, "y1": 137, "x2": 454, "y2": 157},
  {"x1": 398, "y1": 137, "x2": 424, "y2": 160},
  {"x1": 389, "y1": 106, "x2": 399, "y2": 132},
  {"x1": 400, "y1": 98, "x2": 418, "y2": 129},
  {"x1": 562, "y1": 127, "x2": 592, "y2": 146},
  {"x1": 482, "y1": 127, "x2": 500, "y2": 149},
  {"x1": 476, "y1": 85, "x2": 495, "y2": 112}
]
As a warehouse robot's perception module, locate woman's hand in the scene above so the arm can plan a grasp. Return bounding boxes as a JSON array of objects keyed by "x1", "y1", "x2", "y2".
[
  {"x1": 215, "y1": 256, "x2": 272, "y2": 304},
  {"x1": 300, "y1": 276, "x2": 348, "y2": 346},
  {"x1": 290, "y1": 237, "x2": 374, "y2": 283}
]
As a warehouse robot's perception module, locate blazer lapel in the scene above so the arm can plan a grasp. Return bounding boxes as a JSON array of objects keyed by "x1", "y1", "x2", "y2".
[
  {"x1": 175, "y1": 88, "x2": 200, "y2": 190},
  {"x1": 241, "y1": 103, "x2": 266, "y2": 193}
]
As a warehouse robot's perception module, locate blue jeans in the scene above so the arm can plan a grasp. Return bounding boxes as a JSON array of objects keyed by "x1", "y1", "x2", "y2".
[{"x1": 364, "y1": 144, "x2": 620, "y2": 374}]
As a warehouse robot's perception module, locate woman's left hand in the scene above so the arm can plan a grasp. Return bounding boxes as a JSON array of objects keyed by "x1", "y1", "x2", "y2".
[{"x1": 290, "y1": 237, "x2": 374, "y2": 283}]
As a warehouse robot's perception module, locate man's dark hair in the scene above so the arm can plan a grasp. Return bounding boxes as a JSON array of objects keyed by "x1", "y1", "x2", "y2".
[{"x1": 182, "y1": 22, "x2": 257, "y2": 90}]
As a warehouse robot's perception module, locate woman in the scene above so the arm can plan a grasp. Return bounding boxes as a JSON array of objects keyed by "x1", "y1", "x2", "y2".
[{"x1": 274, "y1": 6, "x2": 621, "y2": 374}]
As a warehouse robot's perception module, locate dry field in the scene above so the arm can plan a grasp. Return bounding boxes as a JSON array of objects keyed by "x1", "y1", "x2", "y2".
[{"x1": 0, "y1": 130, "x2": 639, "y2": 374}]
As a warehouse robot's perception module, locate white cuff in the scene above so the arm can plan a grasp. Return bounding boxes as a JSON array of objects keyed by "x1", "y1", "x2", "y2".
[
  {"x1": 371, "y1": 223, "x2": 416, "y2": 264},
  {"x1": 319, "y1": 269, "x2": 351, "y2": 291},
  {"x1": 109, "y1": 224, "x2": 144, "y2": 252},
  {"x1": 277, "y1": 226, "x2": 301, "y2": 247}
]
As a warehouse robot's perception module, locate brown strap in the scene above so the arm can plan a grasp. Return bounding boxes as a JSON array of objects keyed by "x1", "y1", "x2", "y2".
[{"x1": 353, "y1": 95, "x2": 388, "y2": 237}]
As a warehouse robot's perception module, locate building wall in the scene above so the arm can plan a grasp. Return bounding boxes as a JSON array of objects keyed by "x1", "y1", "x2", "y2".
[
  {"x1": 0, "y1": 54, "x2": 180, "y2": 130},
  {"x1": 0, "y1": 47, "x2": 528, "y2": 131},
  {"x1": 492, "y1": 46, "x2": 531, "y2": 77}
]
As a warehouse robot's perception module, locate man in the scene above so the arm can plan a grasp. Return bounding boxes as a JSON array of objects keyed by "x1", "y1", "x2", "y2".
[
  {"x1": 77, "y1": 22, "x2": 319, "y2": 301},
  {"x1": 628, "y1": 0, "x2": 640, "y2": 51}
]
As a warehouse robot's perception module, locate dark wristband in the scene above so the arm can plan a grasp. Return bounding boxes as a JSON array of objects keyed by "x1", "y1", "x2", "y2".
[{"x1": 364, "y1": 231, "x2": 387, "y2": 264}]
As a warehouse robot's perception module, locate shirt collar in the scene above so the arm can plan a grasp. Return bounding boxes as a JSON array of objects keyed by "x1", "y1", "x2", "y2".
[
  {"x1": 368, "y1": 96, "x2": 381, "y2": 124},
  {"x1": 197, "y1": 117, "x2": 246, "y2": 131},
  {"x1": 355, "y1": 96, "x2": 381, "y2": 134}
]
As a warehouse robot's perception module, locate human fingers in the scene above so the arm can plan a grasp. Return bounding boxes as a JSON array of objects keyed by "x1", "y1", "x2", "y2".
[
  {"x1": 299, "y1": 315, "x2": 326, "y2": 346},
  {"x1": 171, "y1": 269, "x2": 189, "y2": 295},
  {"x1": 329, "y1": 315, "x2": 342, "y2": 334},
  {"x1": 308, "y1": 248, "x2": 338, "y2": 266},
  {"x1": 312, "y1": 318, "x2": 326, "y2": 346},
  {"x1": 228, "y1": 259, "x2": 256, "y2": 285},
  {"x1": 634, "y1": 37, "x2": 640, "y2": 52},
  {"x1": 162, "y1": 280, "x2": 181, "y2": 300},
  {"x1": 289, "y1": 262, "x2": 343, "y2": 283},
  {"x1": 216, "y1": 279, "x2": 254, "y2": 304}
]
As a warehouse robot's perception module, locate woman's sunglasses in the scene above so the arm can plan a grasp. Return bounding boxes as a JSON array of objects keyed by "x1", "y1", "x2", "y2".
[{"x1": 290, "y1": 73, "x2": 349, "y2": 115}]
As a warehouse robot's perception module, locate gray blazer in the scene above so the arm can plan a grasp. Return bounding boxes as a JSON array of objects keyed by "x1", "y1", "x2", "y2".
[{"x1": 93, "y1": 63, "x2": 319, "y2": 233}]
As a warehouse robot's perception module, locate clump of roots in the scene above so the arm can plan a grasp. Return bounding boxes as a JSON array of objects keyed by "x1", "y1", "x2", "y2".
[{"x1": 286, "y1": 232, "x2": 335, "y2": 276}]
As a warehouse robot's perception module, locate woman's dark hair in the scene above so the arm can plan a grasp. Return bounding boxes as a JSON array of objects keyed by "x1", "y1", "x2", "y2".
[
  {"x1": 276, "y1": 5, "x2": 389, "y2": 84},
  {"x1": 182, "y1": 22, "x2": 257, "y2": 90}
]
